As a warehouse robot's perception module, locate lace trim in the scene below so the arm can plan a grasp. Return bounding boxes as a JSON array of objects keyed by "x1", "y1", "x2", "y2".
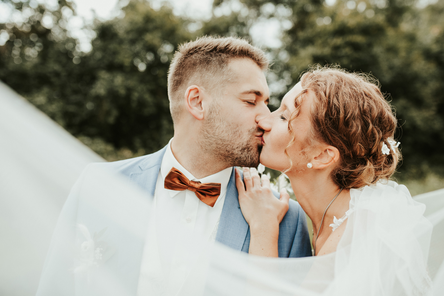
[{"x1": 329, "y1": 209, "x2": 354, "y2": 232}]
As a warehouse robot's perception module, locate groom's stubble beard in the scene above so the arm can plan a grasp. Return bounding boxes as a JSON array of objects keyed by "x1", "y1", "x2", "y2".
[{"x1": 199, "y1": 101, "x2": 262, "y2": 168}]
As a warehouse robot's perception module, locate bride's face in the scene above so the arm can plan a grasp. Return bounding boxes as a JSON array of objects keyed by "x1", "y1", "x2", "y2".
[{"x1": 258, "y1": 82, "x2": 315, "y2": 172}]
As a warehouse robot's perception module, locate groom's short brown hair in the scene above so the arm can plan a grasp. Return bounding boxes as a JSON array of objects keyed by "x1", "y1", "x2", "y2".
[{"x1": 167, "y1": 36, "x2": 269, "y2": 123}]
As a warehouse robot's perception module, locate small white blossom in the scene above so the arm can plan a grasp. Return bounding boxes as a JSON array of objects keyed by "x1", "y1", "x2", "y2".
[
  {"x1": 382, "y1": 139, "x2": 400, "y2": 155},
  {"x1": 330, "y1": 209, "x2": 354, "y2": 232},
  {"x1": 382, "y1": 143, "x2": 390, "y2": 155},
  {"x1": 257, "y1": 164, "x2": 265, "y2": 174},
  {"x1": 388, "y1": 139, "x2": 400, "y2": 151},
  {"x1": 95, "y1": 247, "x2": 104, "y2": 261},
  {"x1": 330, "y1": 216, "x2": 342, "y2": 232},
  {"x1": 74, "y1": 224, "x2": 113, "y2": 275}
]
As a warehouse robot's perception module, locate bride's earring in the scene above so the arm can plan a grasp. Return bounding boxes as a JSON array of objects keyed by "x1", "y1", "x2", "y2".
[{"x1": 307, "y1": 163, "x2": 313, "y2": 169}]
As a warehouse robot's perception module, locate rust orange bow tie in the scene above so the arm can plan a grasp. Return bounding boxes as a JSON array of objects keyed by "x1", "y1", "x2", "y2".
[{"x1": 164, "y1": 167, "x2": 221, "y2": 207}]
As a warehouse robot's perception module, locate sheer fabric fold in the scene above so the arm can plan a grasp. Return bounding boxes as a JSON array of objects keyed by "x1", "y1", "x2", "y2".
[
  {"x1": 36, "y1": 175, "x2": 440, "y2": 296},
  {"x1": 202, "y1": 182, "x2": 434, "y2": 296},
  {"x1": 1, "y1": 83, "x2": 443, "y2": 296}
]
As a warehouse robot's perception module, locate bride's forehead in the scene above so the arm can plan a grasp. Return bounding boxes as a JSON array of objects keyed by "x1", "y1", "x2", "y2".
[{"x1": 282, "y1": 82, "x2": 303, "y2": 105}]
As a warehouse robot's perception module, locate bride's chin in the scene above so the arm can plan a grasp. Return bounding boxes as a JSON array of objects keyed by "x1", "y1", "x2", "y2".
[
  {"x1": 259, "y1": 155, "x2": 278, "y2": 171},
  {"x1": 260, "y1": 154, "x2": 291, "y2": 173}
]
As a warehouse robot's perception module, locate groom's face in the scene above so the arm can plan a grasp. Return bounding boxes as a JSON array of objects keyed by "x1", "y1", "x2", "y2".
[{"x1": 200, "y1": 58, "x2": 270, "y2": 167}]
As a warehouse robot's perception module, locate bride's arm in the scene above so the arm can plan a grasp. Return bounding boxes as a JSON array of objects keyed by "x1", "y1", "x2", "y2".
[{"x1": 235, "y1": 167, "x2": 290, "y2": 257}]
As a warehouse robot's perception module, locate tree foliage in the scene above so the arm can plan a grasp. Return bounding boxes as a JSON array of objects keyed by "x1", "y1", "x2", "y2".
[
  {"x1": 1, "y1": 0, "x2": 443, "y2": 177},
  {"x1": 212, "y1": 0, "x2": 444, "y2": 178}
]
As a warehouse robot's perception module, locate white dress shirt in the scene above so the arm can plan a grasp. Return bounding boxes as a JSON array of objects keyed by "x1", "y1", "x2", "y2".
[{"x1": 137, "y1": 142, "x2": 232, "y2": 296}]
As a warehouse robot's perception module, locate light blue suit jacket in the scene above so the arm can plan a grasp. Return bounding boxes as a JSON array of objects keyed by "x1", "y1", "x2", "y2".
[
  {"x1": 37, "y1": 146, "x2": 312, "y2": 295},
  {"x1": 107, "y1": 146, "x2": 312, "y2": 256}
]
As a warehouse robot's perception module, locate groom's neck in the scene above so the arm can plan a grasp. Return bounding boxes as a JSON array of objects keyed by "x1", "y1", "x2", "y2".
[{"x1": 170, "y1": 137, "x2": 229, "y2": 179}]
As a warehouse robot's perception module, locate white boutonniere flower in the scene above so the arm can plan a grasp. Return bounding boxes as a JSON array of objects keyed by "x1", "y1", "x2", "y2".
[{"x1": 74, "y1": 224, "x2": 114, "y2": 275}]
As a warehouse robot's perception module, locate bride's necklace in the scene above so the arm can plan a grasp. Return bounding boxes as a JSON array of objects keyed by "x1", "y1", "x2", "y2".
[{"x1": 313, "y1": 188, "x2": 344, "y2": 255}]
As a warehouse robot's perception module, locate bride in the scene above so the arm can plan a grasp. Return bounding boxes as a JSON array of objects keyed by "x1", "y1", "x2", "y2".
[{"x1": 234, "y1": 66, "x2": 433, "y2": 294}]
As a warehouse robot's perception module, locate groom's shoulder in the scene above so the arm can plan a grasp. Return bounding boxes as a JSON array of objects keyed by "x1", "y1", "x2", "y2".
[
  {"x1": 287, "y1": 198, "x2": 305, "y2": 218},
  {"x1": 88, "y1": 146, "x2": 167, "y2": 176},
  {"x1": 271, "y1": 190, "x2": 305, "y2": 219}
]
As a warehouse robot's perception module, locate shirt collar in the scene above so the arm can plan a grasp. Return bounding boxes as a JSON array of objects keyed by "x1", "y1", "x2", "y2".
[{"x1": 160, "y1": 140, "x2": 233, "y2": 198}]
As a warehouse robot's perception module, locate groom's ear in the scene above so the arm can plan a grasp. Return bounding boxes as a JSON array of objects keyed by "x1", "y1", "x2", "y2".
[
  {"x1": 312, "y1": 145, "x2": 340, "y2": 169},
  {"x1": 184, "y1": 85, "x2": 205, "y2": 120}
]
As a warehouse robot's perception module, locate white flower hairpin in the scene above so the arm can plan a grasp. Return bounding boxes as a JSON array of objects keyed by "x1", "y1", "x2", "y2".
[{"x1": 382, "y1": 139, "x2": 400, "y2": 155}]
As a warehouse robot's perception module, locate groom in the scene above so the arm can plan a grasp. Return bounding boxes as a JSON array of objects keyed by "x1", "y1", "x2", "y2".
[
  {"x1": 124, "y1": 36, "x2": 311, "y2": 294},
  {"x1": 38, "y1": 36, "x2": 311, "y2": 296}
]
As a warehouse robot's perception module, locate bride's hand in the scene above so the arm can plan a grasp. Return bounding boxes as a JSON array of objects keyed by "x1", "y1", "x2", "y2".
[{"x1": 235, "y1": 167, "x2": 290, "y2": 233}]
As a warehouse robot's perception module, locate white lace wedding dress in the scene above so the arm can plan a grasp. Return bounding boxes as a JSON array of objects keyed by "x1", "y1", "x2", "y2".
[
  {"x1": 204, "y1": 181, "x2": 434, "y2": 296},
  {"x1": 1, "y1": 82, "x2": 443, "y2": 296}
]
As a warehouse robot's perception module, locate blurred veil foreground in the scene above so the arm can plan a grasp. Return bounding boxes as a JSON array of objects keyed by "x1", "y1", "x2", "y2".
[{"x1": 1, "y1": 82, "x2": 444, "y2": 296}]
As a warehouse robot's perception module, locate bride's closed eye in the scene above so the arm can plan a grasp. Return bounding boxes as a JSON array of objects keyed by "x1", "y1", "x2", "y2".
[{"x1": 280, "y1": 114, "x2": 287, "y2": 121}]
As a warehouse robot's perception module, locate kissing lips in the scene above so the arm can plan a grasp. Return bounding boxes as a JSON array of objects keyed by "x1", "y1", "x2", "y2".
[{"x1": 255, "y1": 133, "x2": 264, "y2": 145}]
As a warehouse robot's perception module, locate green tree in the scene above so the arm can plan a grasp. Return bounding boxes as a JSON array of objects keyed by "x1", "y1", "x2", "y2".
[
  {"x1": 213, "y1": 0, "x2": 444, "y2": 179},
  {"x1": 2, "y1": 0, "x2": 443, "y2": 181},
  {"x1": 76, "y1": 0, "x2": 193, "y2": 155},
  {"x1": 0, "y1": 0, "x2": 194, "y2": 159},
  {"x1": 0, "y1": 0, "x2": 83, "y2": 124}
]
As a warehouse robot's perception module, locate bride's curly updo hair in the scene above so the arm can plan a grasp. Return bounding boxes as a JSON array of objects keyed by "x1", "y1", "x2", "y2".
[{"x1": 293, "y1": 65, "x2": 400, "y2": 189}]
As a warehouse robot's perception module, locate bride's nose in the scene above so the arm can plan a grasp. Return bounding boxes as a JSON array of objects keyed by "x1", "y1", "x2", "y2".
[{"x1": 258, "y1": 113, "x2": 272, "y2": 132}]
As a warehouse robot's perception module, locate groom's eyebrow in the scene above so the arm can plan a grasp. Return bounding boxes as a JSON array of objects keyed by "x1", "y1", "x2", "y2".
[
  {"x1": 241, "y1": 90, "x2": 263, "y2": 96},
  {"x1": 240, "y1": 90, "x2": 270, "y2": 104}
]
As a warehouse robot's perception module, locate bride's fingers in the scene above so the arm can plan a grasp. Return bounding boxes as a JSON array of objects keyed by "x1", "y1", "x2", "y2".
[
  {"x1": 242, "y1": 167, "x2": 253, "y2": 190},
  {"x1": 261, "y1": 173, "x2": 270, "y2": 188},
  {"x1": 235, "y1": 168, "x2": 246, "y2": 194},
  {"x1": 280, "y1": 189, "x2": 290, "y2": 205},
  {"x1": 249, "y1": 167, "x2": 261, "y2": 188},
  {"x1": 278, "y1": 189, "x2": 290, "y2": 223}
]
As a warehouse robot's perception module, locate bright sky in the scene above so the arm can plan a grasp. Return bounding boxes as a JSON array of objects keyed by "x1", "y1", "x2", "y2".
[
  {"x1": 71, "y1": 0, "x2": 282, "y2": 50},
  {"x1": 0, "y1": 0, "x2": 358, "y2": 52},
  {"x1": 71, "y1": 0, "x2": 217, "y2": 50},
  {"x1": 2, "y1": 0, "x2": 436, "y2": 52},
  {"x1": 0, "y1": 0, "x2": 216, "y2": 50},
  {"x1": 73, "y1": 0, "x2": 213, "y2": 20}
]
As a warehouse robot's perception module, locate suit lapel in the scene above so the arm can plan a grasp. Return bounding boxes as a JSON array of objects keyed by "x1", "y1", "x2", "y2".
[
  {"x1": 128, "y1": 146, "x2": 167, "y2": 197},
  {"x1": 216, "y1": 169, "x2": 249, "y2": 251}
]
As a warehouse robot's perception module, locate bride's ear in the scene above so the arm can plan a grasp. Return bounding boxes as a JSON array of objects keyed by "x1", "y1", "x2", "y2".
[
  {"x1": 312, "y1": 146, "x2": 340, "y2": 169},
  {"x1": 184, "y1": 85, "x2": 206, "y2": 120}
]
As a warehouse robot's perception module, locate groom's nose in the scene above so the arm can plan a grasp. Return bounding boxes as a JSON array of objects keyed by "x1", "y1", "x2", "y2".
[
  {"x1": 258, "y1": 113, "x2": 272, "y2": 131},
  {"x1": 255, "y1": 105, "x2": 271, "y2": 123}
]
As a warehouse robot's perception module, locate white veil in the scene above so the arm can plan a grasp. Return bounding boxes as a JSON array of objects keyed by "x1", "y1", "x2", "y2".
[
  {"x1": 1, "y1": 82, "x2": 443, "y2": 296},
  {"x1": 0, "y1": 82, "x2": 102, "y2": 296}
]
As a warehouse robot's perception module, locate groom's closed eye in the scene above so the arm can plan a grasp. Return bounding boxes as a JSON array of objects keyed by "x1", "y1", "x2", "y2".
[{"x1": 240, "y1": 91, "x2": 269, "y2": 106}]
